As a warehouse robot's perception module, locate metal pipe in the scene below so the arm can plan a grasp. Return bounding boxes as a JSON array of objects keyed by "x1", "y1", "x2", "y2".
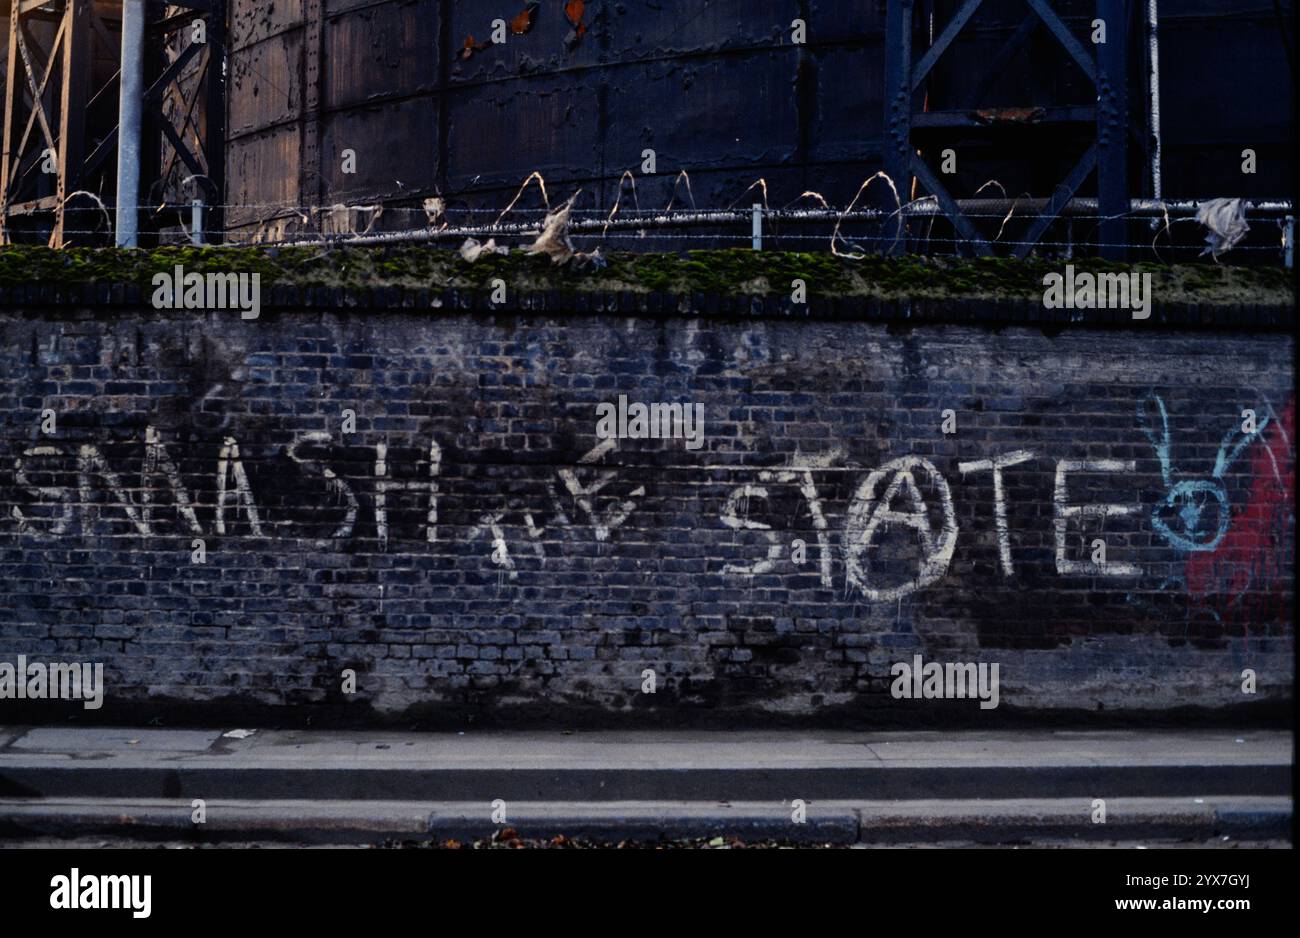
[
  {"x1": 1147, "y1": 0, "x2": 1163, "y2": 200},
  {"x1": 897, "y1": 197, "x2": 1294, "y2": 217},
  {"x1": 114, "y1": 0, "x2": 146, "y2": 248}
]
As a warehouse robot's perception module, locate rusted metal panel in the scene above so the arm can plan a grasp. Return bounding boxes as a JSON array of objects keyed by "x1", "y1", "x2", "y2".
[
  {"x1": 239, "y1": 0, "x2": 896, "y2": 223},
  {"x1": 320, "y1": 96, "x2": 437, "y2": 202},
  {"x1": 806, "y1": 0, "x2": 886, "y2": 42},
  {"x1": 302, "y1": 0, "x2": 322, "y2": 220},
  {"x1": 1156, "y1": 11, "x2": 1295, "y2": 200},
  {"x1": 443, "y1": 70, "x2": 599, "y2": 194},
  {"x1": 811, "y1": 43, "x2": 888, "y2": 169},
  {"x1": 230, "y1": 0, "x2": 304, "y2": 51},
  {"x1": 226, "y1": 123, "x2": 300, "y2": 228},
  {"x1": 598, "y1": 0, "x2": 820, "y2": 54},
  {"x1": 323, "y1": 0, "x2": 438, "y2": 110},
  {"x1": 324, "y1": 0, "x2": 385, "y2": 16},
  {"x1": 227, "y1": 29, "x2": 304, "y2": 138},
  {"x1": 605, "y1": 52, "x2": 800, "y2": 171},
  {"x1": 214, "y1": 0, "x2": 1293, "y2": 239},
  {"x1": 448, "y1": 0, "x2": 817, "y2": 85}
]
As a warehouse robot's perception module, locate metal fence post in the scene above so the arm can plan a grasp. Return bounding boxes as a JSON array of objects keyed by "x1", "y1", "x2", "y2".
[{"x1": 191, "y1": 199, "x2": 206, "y2": 246}]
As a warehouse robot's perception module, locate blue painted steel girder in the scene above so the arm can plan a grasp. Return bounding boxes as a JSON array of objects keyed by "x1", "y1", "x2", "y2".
[{"x1": 883, "y1": 0, "x2": 1132, "y2": 259}]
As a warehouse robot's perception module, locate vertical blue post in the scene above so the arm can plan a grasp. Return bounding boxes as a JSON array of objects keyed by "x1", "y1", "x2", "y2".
[
  {"x1": 883, "y1": 0, "x2": 914, "y2": 256},
  {"x1": 1096, "y1": 0, "x2": 1129, "y2": 259}
]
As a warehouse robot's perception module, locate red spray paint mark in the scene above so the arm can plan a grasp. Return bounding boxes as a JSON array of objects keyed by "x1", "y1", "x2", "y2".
[{"x1": 1184, "y1": 397, "x2": 1295, "y2": 632}]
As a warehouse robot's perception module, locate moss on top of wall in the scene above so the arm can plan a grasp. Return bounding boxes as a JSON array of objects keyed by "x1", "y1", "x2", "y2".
[{"x1": 0, "y1": 244, "x2": 1293, "y2": 307}]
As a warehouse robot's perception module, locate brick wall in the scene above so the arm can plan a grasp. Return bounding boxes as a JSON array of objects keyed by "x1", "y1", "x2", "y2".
[{"x1": 0, "y1": 299, "x2": 1293, "y2": 724}]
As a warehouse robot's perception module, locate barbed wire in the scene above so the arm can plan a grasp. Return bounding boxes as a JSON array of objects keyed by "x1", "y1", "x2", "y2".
[
  {"x1": 31, "y1": 228, "x2": 1289, "y2": 250},
  {"x1": 27, "y1": 162, "x2": 1297, "y2": 262},
  {"x1": 9, "y1": 18, "x2": 1290, "y2": 264},
  {"x1": 61, "y1": 205, "x2": 1261, "y2": 222},
  {"x1": 83, "y1": 203, "x2": 1291, "y2": 221}
]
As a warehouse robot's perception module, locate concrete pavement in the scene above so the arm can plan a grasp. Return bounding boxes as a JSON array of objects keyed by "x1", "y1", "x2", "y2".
[{"x1": 0, "y1": 727, "x2": 1290, "y2": 845}]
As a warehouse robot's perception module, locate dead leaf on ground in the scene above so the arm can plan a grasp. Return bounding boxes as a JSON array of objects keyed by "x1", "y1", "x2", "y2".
[{"x1": 459, "y1": 35, "x2": 488, "y2": 59}]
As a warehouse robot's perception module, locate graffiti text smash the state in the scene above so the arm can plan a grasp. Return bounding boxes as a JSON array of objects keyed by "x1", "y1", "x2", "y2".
[{"x1": 12, "y1": 421, "x2": 1236, "y2": 603}]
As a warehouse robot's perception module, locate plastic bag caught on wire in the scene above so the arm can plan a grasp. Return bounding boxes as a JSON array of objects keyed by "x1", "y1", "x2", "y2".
[{"x1": 1195, "y1": 198, "x2": 1249, "y2": 260}]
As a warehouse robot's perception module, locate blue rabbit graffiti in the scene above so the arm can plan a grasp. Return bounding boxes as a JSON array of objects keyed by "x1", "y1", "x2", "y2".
[{"x1": 1138, "y1": 393, "x2": 1269, "y2": 553}]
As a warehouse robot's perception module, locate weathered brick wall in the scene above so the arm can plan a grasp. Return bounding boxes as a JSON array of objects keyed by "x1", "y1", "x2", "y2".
[{"x1": 0, "y1": 300, "x2": 1293, "y2": 724}]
